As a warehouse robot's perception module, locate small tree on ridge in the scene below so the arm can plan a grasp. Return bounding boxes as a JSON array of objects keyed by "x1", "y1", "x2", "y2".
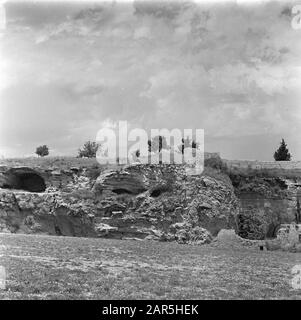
[
  {"x1": 78, "y1": 141, "x2": 100, "y2": 158},
  {"x1": 35, "y1": 145, "x2": 49, "y2": 157},
  {"x1": 273, "y1": 138, "x2": 291, "y2": 161}
]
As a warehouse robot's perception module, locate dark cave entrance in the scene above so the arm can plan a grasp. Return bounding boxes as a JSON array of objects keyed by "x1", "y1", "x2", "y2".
[
  {"x1": 149, "y1": 184, "x2": 171, "y2": 198},
  {"x1": 2, "y1": 168, "x2": 46, "y2": 192},
  {"x1": 112, "y1": 188, "x2": 133, "y2": 195},
  {"x1": 18, "y1": 172, "x2": 46, "y2": 192},
  {"x1": 150, "y1": 189, "x2": 162, "y2": 197}
]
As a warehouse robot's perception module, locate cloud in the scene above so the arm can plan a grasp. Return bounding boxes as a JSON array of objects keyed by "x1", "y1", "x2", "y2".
[{"x1": 1, "y1": 0, "x2": 301, "y2": 159}]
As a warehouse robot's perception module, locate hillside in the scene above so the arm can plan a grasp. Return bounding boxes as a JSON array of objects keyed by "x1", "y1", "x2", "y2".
[
  {"x1": 0, "y1": 158, "x2": 238, "y2": 244},
  {"x1": 0, "y1": 156, "x2": 301, "y2": 243}
]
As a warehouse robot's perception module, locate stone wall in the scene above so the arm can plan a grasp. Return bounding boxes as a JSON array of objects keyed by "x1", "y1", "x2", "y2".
[{"x1": 224, "y1": 159, "x2": 301, "y2": 170}]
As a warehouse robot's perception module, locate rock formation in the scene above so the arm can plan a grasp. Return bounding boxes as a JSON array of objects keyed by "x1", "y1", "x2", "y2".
[
  {"x1": 230, "y1": 173, "x2": 301, "y2": 239},
  {"x1": 1, "y1": 160, "x2": 300, "y2": 244},
  {"x1": 0, "y1": 163, "x2": 238, "y2": 244}
]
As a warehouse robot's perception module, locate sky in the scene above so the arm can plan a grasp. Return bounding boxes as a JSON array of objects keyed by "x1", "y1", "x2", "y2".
[{"x1": 0, "y1": 0, "x2": 301, "y2": 160}]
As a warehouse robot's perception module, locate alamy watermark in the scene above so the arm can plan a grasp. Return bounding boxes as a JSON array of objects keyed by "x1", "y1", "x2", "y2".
[
  {"x1": 291, "y1": 265, "x2": 301, "y2": 289},
  {"x1": 95, "y1": 121, "x2": 204, "y2": 175},
  {"x1": 292, "y1": 5, "x2": 301, "y2": 29},
  {"x1": 0, "y1": 265, "x2": 6, "y2": 290},
  {"x1": 0, "y1": 1, "x2": 6, "y2": 32}
]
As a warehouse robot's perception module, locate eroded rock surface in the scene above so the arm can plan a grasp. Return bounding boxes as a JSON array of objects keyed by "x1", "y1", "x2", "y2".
[
  {"x1": 231, "y1": 175, "x2": 301, "y2": 239},
  {"x1": 0, "y1": 164, "x2": 239, "y2": 244}
]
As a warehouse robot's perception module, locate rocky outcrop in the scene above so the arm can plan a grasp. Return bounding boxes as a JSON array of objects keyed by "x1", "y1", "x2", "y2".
[
  {"x1": 231, "y1": 174, "x2": 301, "y2": 239},
  {"x1": 0, "y1": 163, "x2": 239, "y2": 244},
  {"x1": 211, "y1": 229, "x2": 266, "y2": 250}
]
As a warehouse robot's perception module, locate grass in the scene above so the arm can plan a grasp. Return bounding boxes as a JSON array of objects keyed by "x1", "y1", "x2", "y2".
[
  {"x1": 225, "y1": 166, "x2": 301, "y2": 180},
  {"x1": 0, "y1": 156, "x2": 123, "y2": 179},
  {"x1": 0, "y1": 156, "x2": 103, "y2": 170},
  {"x1": 0, "y1": 233, "x2": 301, "y2": 300}
]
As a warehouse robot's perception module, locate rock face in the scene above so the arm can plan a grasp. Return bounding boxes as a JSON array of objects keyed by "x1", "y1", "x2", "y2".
[
  {"x1": 92, "y1": 165, "x2": 238, "y2": 242},
  {"x1": 211, "y1": 229, "x2": 266, "y2": 250},
  {"x1": 276, "y1": 223, "x2": 301, "y2": 246},
  {"x1": 232, "y1": 175, "x2": 301, "y2": 239},
  {"x1": 0, "y1": 164, "x2": 239, "y2": 244}
]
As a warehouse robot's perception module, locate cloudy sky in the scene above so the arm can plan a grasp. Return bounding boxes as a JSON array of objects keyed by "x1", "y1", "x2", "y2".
[{"x1": 0, "y1": 0, "x2": 301, "y2": 160}]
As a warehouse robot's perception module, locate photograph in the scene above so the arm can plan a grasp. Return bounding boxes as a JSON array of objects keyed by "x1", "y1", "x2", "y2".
[{"x1": 0, "y1": 0, "x2": 301, "y2": 306}]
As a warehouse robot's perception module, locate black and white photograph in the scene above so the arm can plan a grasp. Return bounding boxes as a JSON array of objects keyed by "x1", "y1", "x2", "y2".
[{"x1": 0, "y1": 0, "x2": 301, "y2": 305}]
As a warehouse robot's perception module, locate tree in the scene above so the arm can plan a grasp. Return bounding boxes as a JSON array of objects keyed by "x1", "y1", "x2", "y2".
[
  {"x1": 148, "y1": 135, "x2": 168, "y2": 152},
  {"x1": 296, "y1": 198, "x2": 301, "y2": 224},
  {"x1": 179, "y1": 137, "x2": 199, "y2": 154},
  {"x1": 35, "y1": 145, "x2": 49, "y2": 157},
  {"x1": 78, "y1": 141, "x2": 100, "y2": 158},
  {"x1": 273, "y1": 139, "x2": 291, "y2": 161}
]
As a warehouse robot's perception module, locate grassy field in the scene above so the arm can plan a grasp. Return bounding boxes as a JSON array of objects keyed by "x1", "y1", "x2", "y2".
[
  {"x1": 0, "y1": 233, "x2": 300, "y2": 300},
  {"x1": 0, "y1": 156, "x2": 103, "y2": 170}
]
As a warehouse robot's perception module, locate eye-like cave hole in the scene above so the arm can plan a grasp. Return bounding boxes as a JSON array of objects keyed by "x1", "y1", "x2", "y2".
[
  {"x1": 150, "y1": 189, "x2": 162, "y2": 197},
  {"x1": 2, "y1": 169, "x2": 46, "y2": 192},
  {"x1": 112, "y1": 188, "x2": 133, "y2": 195},
  {"x1": 19, "y1": 173, "x2": 46, "y2": 192}
]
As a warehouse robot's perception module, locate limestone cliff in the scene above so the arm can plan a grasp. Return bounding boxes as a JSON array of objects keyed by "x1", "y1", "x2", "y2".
[
  {"x1": 229, "y1": 172, "x2": 301, "y2": 239},
  {"x1": 0, "y1": 163, "x2": 238, "y2": 244}
]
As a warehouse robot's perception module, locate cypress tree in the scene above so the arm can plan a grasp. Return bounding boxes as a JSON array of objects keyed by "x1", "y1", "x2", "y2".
[{"x1": 273, "y1": 139, "x2": 291, "y2": 161}]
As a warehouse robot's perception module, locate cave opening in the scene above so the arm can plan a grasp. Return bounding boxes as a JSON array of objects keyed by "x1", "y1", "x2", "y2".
[
  {"x1": 150, "y1": 184, "x2": 171, "y2": 198},
  {"x1": 19, "y1": 173, "x2": 46, "y2": 192},
  {"x1": 2, "y1": 169, "x2": 46, "y2": 193},
  {"x1": 150, "y1": 189, "x2": 162, "y2": 197},
  {"x1": 112, "y1": 188, "x2": 133, "y2": 195}
]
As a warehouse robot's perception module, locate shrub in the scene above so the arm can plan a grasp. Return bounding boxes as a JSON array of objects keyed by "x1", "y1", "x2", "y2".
[
  {"x1": 148, "y1": 135, "x2": 168, "y2": 152},
  {"x1": 25, "y1": 215, "x2": 35, "y2": 227},
  {"x1": 179, "y1": 137, "x2": 199, "y2": 154},
  {"x1": 204, "y1": 157, "x2": 227, "y2": 171},
  {"x1": 202, "y1": 167, "x2": 232, "y2": 188},
  {"x1": 78, "y1": 141, "x2": 100, "y2": 158},
  {"x1": 35, "y1": 145, "x2": 49, "y2": 157},
  {"x1": 237, "y1": 211, "x2": 268, "y2": 240}
]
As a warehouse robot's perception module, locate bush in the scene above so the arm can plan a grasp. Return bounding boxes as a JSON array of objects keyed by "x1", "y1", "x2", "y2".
[
  {"x1": 148, "y1": 135, "x2": 168, "y2": 152},
  {"x1": 202, "y1": 156, "x2": 232, "y2": 187},
  {"x1": 204, "y1": 157, "x2": 227, "y2": 171},
  {"x1": 237, "y1": 212, "x2": 268, "y2": 240},
  {"x1": 35, "y1": 145, "x2": 49, "y2": 157},
  {"x1": 78, "y1": 141, "x2": 100, "y2": 158},
  {"x1": 202, "y1": 167, "x2": 232, "y2": 188},
  {"x1": 25, "y1": 215, "x2": 35, "y2": 227}
]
